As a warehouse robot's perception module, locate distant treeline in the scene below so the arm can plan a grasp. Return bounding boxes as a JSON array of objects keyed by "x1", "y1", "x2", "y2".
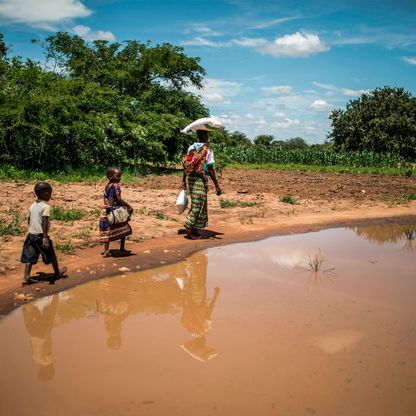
[{"x1": 0, "y1": 32, "x2": 415, "y2": 173}]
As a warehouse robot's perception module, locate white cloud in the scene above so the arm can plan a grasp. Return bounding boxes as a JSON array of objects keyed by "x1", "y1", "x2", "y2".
[
  {"x1": 0, "y1": 0, "x2": 91, "y2": 28},
  {"x1": 184, "y1": 24, "x2": 222, "y2": 37},
  {"x1": 272, "y1": 117, "x2": 301, "y2": 128},
  {"x1": 310, "y1": 99, "x2": 332, "y2": 111},
  {"x1": 261, "y1": 85, "x2": 293, "y2": 95},
  {"x1": 274, "y1": 112, "x2": 286, "y2": 118},
  {"x1": 313, "y1": 81, "x2": 369, "y2": 97},
  {"x1": 187, "y1": 77, "x2": 241, "y2": 104},
  {"x1": 182, "y1": 37, "x2": 228, "y2": 47},
  {"x1": 215, "y1": 110, "x2": 328, "y2": 142},
  {"x1": 250, "y1": 16, "x2": 301, "y2": 30},
  {"x1": 402, "y1": 56, "x2": 416, "y2": 65},
  {"x1": 183, "y1": 36, "x2": 267, "y2": 48},
  {"x1": 341, "y1": 88, "x2": 370, "y2": 97},
  {"x1": 258, "y1": 32, "x2": 329, "y2": 58},
  {"x1": 72, "y1": 25, "x2": 115, "y2": 41},
  {"x1": 231, "y1": 37, "x2": 267, "y2": 47}
]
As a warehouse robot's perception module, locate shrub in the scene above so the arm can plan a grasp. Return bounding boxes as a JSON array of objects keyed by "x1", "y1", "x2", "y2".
[
  {"x1": 280, "y1": 195, "x2": 298, "y2": 204},
  {"x1": 55, "y1": 241, "x2": 75, "y2": 254},
  {"x1": 51, "y1": 207, "x2": 87, "y2": 221},
  {"x1": 0, "y1": 212, "x2": 22, "y2": 236}
]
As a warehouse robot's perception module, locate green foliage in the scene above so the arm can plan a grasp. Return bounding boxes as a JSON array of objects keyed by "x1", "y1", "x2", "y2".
[
  {"x1": 55, "y1": 241, "x2": 75, "y2": 254},
  {"x1": 280, "y1": 195, "x2": 298, "y2": 204},
  {"x1": 219, "y1": 198, "x2": 258, "y2": 208},
  {"x1": 155, "y1": 211, "x2": 167, "y2": 220},
  {"x1": 254, "y1": 134, "x2": 274, "y2": 147},
  {"x1": 227, "y1": 162, "x2": 408, "y2": 175},
  {"x1": 219, "y1": 198, "x2": 239, "y2": 208},
  {"x1": 209, "y1": 128, "x2": 251, "y2": 147},
  {"x1": 213, "y1": 144, "x2": 407, "y2": 168},
  {"x1": 329, "y1": 87, "x2": 416, "y2": 160},
  {"x1": 0, "y1": 32, "x2": 207, "y2": 171},
  {"x1": 283, "y1": 137, "x2": 309, "y2": 149},
  {"x1": 391, "y1": 193, "x2": 416, "y2": 205},
  {"x1": 0, "y1": 211, "x2": 22, "y2": 236},
  {"x1": 51, "y1": 207, "x2": 86, "y2": 221}
]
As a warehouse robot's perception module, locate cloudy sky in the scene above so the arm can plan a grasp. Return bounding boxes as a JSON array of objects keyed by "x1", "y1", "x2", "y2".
[{"x1": 1, "y1": 0, "x2": 415, "y2": 143}]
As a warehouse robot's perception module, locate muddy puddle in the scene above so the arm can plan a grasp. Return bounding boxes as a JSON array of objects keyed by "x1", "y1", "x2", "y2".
[{"x1": 0, "y1": 224, "x2": 415, "y2": 416}]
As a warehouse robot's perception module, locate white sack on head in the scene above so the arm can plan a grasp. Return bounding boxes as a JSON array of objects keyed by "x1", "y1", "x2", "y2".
[{"x1": 180, "y1": 117, "x2": 222, "y2": 134}]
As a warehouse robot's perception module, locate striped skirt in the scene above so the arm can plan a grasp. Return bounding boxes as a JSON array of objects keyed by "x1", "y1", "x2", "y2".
[
  {"x1": 184, "y1": 174, "x2": 208, "y2": 230},
  {"x1": 99, "y1": 208, "x2": 132, "y2": 243}
]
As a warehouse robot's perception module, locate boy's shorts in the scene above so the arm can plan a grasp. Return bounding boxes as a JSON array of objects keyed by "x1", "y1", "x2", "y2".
[{"x1": 20, "y1": 234, "x2": 57, "y2": 265}]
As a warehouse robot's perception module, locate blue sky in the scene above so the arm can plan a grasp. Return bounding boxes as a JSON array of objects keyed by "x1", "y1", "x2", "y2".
[{"x1": 1, "y1": 0, "x2": 416, "y2": 143}]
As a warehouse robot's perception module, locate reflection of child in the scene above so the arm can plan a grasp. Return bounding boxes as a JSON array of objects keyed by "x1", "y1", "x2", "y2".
[
  {"x1": 20, "y1": 182, "x2": 66, "y2": 285},
  {"x1": 22, "y1": 294, "x2": 59, "y2": 382}
]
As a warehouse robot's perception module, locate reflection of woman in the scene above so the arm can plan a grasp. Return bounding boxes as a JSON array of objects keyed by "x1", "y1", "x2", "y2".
[
  {"x1": 178, "y1": 252, "x2": 220, "y2": 361},
  {"x1": 182, "y1": 130, "x2": 221, "y2": 239},
  {"x1": 22, "y1": 294, "x2": 59, "y2": 382},
  {"x1": 97, "y1": 279, "x2": 130, "y2": 350}
]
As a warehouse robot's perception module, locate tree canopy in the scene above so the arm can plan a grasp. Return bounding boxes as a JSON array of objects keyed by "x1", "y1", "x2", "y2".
[
  {"x1": 0, "y1": 32, "x2": 208, "y2": 171},
  {"x1": 328, "y1": 86, "x2": 416, "y2": 160}
]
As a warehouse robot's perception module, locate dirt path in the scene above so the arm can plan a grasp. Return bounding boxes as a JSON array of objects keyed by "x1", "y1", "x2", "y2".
[{"x1": 1, "y1": 169, "x2": 415, "y2": 315}]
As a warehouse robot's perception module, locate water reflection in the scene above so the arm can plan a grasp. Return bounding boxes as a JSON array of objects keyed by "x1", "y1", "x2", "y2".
[
  {"x1": 21, "y1": 250, "x2": 220, "y2": 374},
  {"x1": 176, "y1": 252, "x2": 220, "y2": 361},
  {"x1": 350, "y1": 224, "x2": 416, "y2": 251},
  {"x1": 97, "y1": 280, "x2": 130, "y2": 350},
  {"x1": 22, "y1": 294, "x2": 59, "y2": 382}
]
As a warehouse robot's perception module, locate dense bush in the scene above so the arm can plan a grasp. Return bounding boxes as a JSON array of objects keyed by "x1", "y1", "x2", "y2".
[
  {"x1": 329, "y1": 87, "x2": 416, "y2": 160},
  {"x1": 0, "y1": 32, "x2": 208, "y2": 171}
]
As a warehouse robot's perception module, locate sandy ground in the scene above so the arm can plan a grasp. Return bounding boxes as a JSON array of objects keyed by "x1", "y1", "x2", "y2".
[{"x1": 1, "y1": 168, "x2": 415, "y2": 314}]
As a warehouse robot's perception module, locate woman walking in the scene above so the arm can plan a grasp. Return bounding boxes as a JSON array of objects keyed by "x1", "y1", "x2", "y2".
[{"x1": 182, "y1": 130, "x2": 221, "y2": 239}]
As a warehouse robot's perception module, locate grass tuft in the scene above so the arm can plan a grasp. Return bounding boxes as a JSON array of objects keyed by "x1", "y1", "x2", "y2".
[
  {"x1": 55, "y1": 241, "x2": 75, "y2": 255},
  {"x1": 155, "y1": 211, "x2": 167, "y2": 220},
  {"x1": 0, "y1": 211, "x2": 22, "y2": 236},
  {"x1": 280, "y1": 194, "x2": 298, "y2": 205},
  {"x1": 298, "y1": 249, "x2": 336, "y2": 276},
  {"x1": 219, "y1": 198, "x2": 259, "y2": 208},
  {"x1": 403, "y1": 228, "x2": 415, "y2": 240},
  {"x1": 51, "y1": 207, "x2": 87, "y2": 221}
]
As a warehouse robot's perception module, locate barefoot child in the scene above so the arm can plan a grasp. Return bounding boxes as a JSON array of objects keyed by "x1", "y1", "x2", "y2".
[
  {"x1": 21, "y1": 182, "x2": 67, "y2": 285},
  {"x1": 99, "y1": 168, "x2": 133, "y2": 257}
]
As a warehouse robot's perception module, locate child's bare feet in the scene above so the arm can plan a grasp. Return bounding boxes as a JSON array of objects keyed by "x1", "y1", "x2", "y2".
[
  {"x1": 54, "y1": 266, "x2": 67, "y2": 278},
  {"x1": 21, "y1": 277, "x2": 38, "y2": 286}
]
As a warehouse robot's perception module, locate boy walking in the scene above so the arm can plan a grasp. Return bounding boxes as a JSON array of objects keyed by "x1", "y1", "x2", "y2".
[{"x1": 21, "y1": 182, "x2": 66, "y2": 285}]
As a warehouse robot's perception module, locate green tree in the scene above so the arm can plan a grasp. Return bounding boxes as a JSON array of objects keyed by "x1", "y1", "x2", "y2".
[
  {"x1": 329, "y1": 87, "x2": 416, "y2": 160},
  {"x1": 285, "y1": 137, "x2": 308, "y2": 149},
  {"x1": 254, "y1": 134, "x2": 274, "y2": 147},
  {"x1": 210, "y1": 129, "x2": 251, "y2": 146},
  {"x1": 0, "y1": 32, "x2": 209, "y2": 170}
]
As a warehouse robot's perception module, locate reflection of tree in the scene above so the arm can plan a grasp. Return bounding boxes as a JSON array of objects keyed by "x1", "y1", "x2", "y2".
[
  {"x1": 351, "y1": 225, "x2": 404, "y2": 244},
  {"x1": 56, "y1": 272, "x2": 182, "y2": 325},
  {"x1": 176, "y1": 252, "x2": 220, "y2": 362},
  {"x1": 350, "y1": 224, "x2": 416, "y2": 251},
  {"x1": 22, "y1": 294, "x2": 59, "y2": 382}
]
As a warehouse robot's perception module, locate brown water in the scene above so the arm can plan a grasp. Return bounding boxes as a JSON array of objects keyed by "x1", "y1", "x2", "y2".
[{"x1": 0, "y1": 225, "x2": 415, "y2": 416}]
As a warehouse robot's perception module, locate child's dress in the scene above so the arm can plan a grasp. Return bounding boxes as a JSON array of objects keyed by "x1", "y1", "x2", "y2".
[{"x1": 99, "y1": 183, "x2": 132, "y2": 243}]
